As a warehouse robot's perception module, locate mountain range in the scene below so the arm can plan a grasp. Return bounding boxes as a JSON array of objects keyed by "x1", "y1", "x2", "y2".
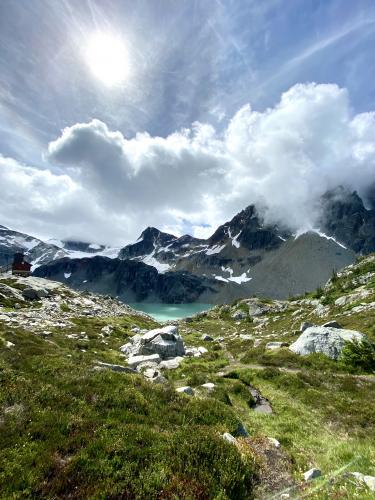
[{"x1": 1, "y1": 187, "x2": 374, "y2": 303}]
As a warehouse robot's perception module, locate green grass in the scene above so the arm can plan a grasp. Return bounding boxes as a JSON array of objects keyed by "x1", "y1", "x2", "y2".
[{"x1": 1, "y1": 255, "x2": 375, "y2": 498}]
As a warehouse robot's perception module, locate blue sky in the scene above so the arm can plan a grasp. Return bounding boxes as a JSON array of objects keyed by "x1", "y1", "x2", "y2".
[{"x1": 0, "y1": 0, "x2": 375, "y2": 244}]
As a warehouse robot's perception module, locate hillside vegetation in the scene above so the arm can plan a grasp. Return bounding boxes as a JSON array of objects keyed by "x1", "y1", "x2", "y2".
[{"x1": 1, "y1": 255, "x2": 375, "y2": 498}]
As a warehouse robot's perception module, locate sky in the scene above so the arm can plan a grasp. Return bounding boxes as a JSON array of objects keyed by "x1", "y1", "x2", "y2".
[{"x1": 1, "y1": 0, "x2": 375, "y2": 245}]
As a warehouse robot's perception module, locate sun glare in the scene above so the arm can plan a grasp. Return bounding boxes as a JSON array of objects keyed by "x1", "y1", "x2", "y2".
[{"x1": 84, "y1": 32, "x2": 129, "y2": 87}]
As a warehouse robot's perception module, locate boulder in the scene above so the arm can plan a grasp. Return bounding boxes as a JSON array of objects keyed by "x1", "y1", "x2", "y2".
[
  {"x1": 201, "y1": 334, "x2": 214, "y2": 341},
  {"x1": 22, "y1": 287, "x2": 50, "y2": 300},
  {"x1": 121, "y1": 325, "x2": 185, "y2": 360},
  {"x1": 303, "y1": 468, "x2": 321, "y2": 481},
  {"x1": 176, "y1": 386, "x2": 194, "y2": 396},
  {"x1": 289, "y1": 326, "x2": 366, "y2": 359}
]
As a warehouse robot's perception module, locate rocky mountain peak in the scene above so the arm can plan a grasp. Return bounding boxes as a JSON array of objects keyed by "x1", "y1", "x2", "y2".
[{"x1": 320, "y1": 187, "x2": 375, "y2": 253}]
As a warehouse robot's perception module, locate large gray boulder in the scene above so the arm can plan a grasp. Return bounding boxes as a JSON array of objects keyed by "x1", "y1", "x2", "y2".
[
  {"x1": 121, "y1": 325, "x2": 185, "y2": 360},
  {"x1": 289, "y1": 326, "x2": 366, "y2": 359},
  {"x1": 22, "y1": 287, "x2": 50, "y2": 300}
]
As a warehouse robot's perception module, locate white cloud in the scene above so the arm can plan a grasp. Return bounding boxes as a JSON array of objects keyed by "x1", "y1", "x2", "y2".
[{"x1": 1, "y1": 83, "x2": 375, "y2": 244}]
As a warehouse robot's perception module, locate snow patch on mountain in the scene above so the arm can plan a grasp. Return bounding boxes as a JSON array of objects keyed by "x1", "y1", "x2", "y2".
[
  {"x1": 206, "y1": 244, "x2": 226, "y2": 255},
  {"x1": 314, "y1": 230, "x2": 347, "y2": 249},
  {"x1": 139, "y1": 251, "x2": 172, "y2": 273},
  {"x1": 219, "y1": 265, "x2": 252, "y2": 284}
]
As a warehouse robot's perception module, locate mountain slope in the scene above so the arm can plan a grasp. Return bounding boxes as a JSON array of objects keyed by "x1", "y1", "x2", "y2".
[
  {"x1": 0, "y1": 226, "x2": 119, "y2": 269},
  {"x1": 320, "y1": 187, "x2": 375, "y2": 254}
]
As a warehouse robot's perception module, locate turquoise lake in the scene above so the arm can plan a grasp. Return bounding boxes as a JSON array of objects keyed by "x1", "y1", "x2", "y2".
[{"x1": 129, "y1": 303, "x2": 212, "y2": 322}]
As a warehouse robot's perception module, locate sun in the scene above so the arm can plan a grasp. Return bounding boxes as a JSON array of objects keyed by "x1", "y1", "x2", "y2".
[{"x1": 84, "y1": 32, "x2": 129, "y2": 87}]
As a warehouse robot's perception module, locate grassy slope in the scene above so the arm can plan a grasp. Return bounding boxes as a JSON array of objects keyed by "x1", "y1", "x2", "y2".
[
  {"x1": 174, "y1": 255, "x2": 375, "y2": 498},
  {"x1": 0, "y1": 284, "x2": 257, "y2": 499},
  {"x1": 0, "y1": 255, "x2": 374, "y2": 498}
]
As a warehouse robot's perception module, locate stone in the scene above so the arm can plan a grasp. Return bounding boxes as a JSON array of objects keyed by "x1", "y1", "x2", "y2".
[
  {"x1": 101, "y1": 325, "x2": 113, "y2": 336},
  {"x1": 266, "y1": 341, "x2": 289, "y2": 350},
  {"x1": 176, "y1": 386, "x2": 194, "y2": 396},
  {"x1": 201, "y1": 382, "x2": 215, "y2": 391},
  {"x1": 335, "y1": 289, "x2": 371, "y2": 307},
  {"x1": 234, "y1": 422, "x2": 249, "y2": 437},
  {"x1": 313, "y1": 304, "x2": 330, "y2": 317},
  {"x1": 303, "y1": 468, "x2": 321, "y2": 481},
  {"x1": 127, "y1": 354, "x2": 161, "y2": 368},
  {"x1": 201, "y1": 334, "x2": 214, "y2": 341},
  {"x1": 222, "y1": 432, "x2": 236, "y2": 445},
  {"x1": 239, "y1": 334, "x2": 253, "y2": 340},
  {"x1": 0, "y1": 283, "x2": 24, "y2": 302},
  {"x1": 254, "y1": 339, "x2": 262, "y2": 347},
  {"x1": 197, "y1": 346, "x2": 208, "y2": 354},
  {"x1": 159, "y1": 357, "x2": 184, "y2": 369},
  {"x1": 5, "y1": 341, "x2": 15, "y2": 348},
  {"x1": 131, "y1": 326, "x2": 141, "y2": 333},
  {"x1": 300, "y1": 321, "x2": 314, "y2": 332},
  {"x1": 289, "y1": 326, "x2": 366, "y2": 359},
  {"x1": 322, "y1": 320, "x2": 342, "y2": 329},
  {"x1": 268, "y1": 437, "x2": 281, "y2": 448},
  {"x1": 232, "y1": 310, "x2": 247, "y2": 320},
  {"x1": 95, "y1": 361, "x2": 135, "y2": 373},
  {"x1": 143, "y1": 368, "x2": 159, "y2": 379},
  {"x1": 124, "y1": 325, "x2": 185, "y2": 360},
  {"x1": 22, "y1": 287, "x2": 50, "y2": 300},
  {"x1": 350, "y1": 472, "x2": 375, "y2": 492}
]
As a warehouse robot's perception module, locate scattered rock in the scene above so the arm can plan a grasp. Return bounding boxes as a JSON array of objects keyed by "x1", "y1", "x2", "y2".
[
  {"x1": 95, "y1": 361, "x2": 135, "y2": 373},
  {"x1": 335, "y1": 289, "x2": 371, "y2": 307},
  {"x1": 249, "y1": 387, "x2": 273, "y2": 414},
  {"x1": 101, "y1": 325, "x2": 114, "y2": 336},
  {"x1": 267, "y1": 437, "x2": 281, "y2": 448},
  {"x1": 176, "y1": 386, "x2": 194, "y2": 396},
  {"x1": 303, "y1": 468, "x2": 321, "y2": 481},
  {"x1": 313, "y1": 303, "x2": 330, "y2": 317},
  {"x1": 266, "y1": 341, "x2": 289, "y2": 350},
  {"x1": 127, "y1": 354, "x2": 161, "y2": 368},
  {"x1": 289, "y1": 326, "x2": 366, "y2": 359},
  {"x1": 198, "y1": 346, "x2": 208, "y2": 354},
  {"x1": 22, "y1": 287, "x2": 50, "y2": 300},
  {"x1": 234, "y1": 422, "x2": 249, "y2": 438},
  {"x1": 222, "y1": 432, "x2": 236, "y2": 445},
  {"x1": 350, "y1": 472, "x2": 375, "y2": 491},
  {"x1": 159, "y1": 357, "x2": 184, "y2": 369},
  {"x1": 201, "y1": 334, "x2": 214, "y2": 341},
  {"x1": 201, "y1": 382, "x2": 215, "y2": 391},
  {"x1": 232, "y1": 310, "x2": 247, "y2": 320},
  {"x1": 239, "y1": 334, "x2": 253, "y2": 340}
]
